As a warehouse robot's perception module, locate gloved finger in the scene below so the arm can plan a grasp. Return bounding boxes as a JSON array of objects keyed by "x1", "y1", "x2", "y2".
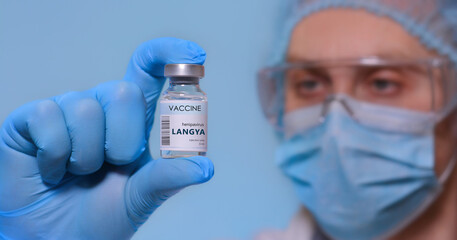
[
  {"x1": 10, "y1": 100, "x2": 71, "y2": 184},
  {"x1": 93, "y1": 81, "x2": 146, "y2": 165},
  {"x1": 124, "y1": 156, "x2": 214, "y2": 229},
  {"x1": 123, "y1": 37, "x2": 206, "y2": 132},
  {"x1": 53, "y1": 92, "x2": 105, "y2": 175}
]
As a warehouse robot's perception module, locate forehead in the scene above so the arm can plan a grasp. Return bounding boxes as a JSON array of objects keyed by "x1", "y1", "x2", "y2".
[{"x1": 287, "y1": 9, "x2": 436, "y2": 61}]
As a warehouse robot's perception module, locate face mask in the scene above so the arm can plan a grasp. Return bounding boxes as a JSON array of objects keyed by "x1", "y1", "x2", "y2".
[{"x1": 276, "y1": 96, "x2": 452, "y2": 240}]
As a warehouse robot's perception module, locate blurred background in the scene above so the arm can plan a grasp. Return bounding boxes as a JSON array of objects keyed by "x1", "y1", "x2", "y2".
[{"x1": 0, "y1": 0, "x2": 300, "y2": 239}]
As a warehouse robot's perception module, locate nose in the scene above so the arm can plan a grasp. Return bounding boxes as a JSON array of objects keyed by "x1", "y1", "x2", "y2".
[
  {"x1": 327, "y1": 67, "x2": 356, "y2": 96},
  {"x1": 320, "y1": 95, "x2": 355, "y2": 123},
  {"x1": 318, "y1": 68, "x2": 358, "y2": 122}
]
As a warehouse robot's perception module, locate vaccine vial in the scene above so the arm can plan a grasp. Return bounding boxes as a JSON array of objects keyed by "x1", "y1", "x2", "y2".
[{"x1": 160, "y1": 64, "x2": 207, "y2": 158}]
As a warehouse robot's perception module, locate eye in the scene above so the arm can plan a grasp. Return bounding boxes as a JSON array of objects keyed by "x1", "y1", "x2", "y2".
[
  {"x1": 365, "y1": 69, "x2": 404, "y2": 96},
  {"x1": 286, "y1": 68, "x2": 329, "y2": 102},
  {"x1": 295, "y1": 77, "x2": 327, "y2": 97},
  {"x1": 371, "y1": 78, "x2": 400, "y2": 93},
  {"x1": 298, "y1": 78, "x2": 322, "y2": 90}
]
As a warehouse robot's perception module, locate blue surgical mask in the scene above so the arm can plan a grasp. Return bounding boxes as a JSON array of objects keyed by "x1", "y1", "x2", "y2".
[{"x1": 276, "y1": 95, "x2": 451, "y2": 240}]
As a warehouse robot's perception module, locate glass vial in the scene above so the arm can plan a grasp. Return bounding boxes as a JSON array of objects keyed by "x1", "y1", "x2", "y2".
[{"x1": 160, "y1": 64, "x2": 207, "y2": 158}]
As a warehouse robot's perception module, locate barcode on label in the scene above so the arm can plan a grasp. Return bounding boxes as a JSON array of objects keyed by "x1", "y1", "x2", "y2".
[{"x1": 161, "y1": 115, "x2": 170, "y2": 146}]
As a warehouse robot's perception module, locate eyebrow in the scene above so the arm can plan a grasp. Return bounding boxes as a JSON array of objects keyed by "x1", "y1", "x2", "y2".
[
  {"x1": 286, "y1": 48, "x2": 432, "y2": 63},
  {"x1": 286, "y1": 56, "x2": 431, "y2": 78},
  {"x1": 288, "y1": 66, "x2": 330, "y2": 80}
]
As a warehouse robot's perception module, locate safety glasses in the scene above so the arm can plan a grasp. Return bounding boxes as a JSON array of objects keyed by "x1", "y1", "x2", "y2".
[{"x1": 258, "y1": 57, "x2": 457, "y2": 131}]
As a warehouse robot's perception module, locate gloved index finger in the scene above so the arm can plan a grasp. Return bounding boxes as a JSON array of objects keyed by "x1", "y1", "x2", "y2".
[{"x1": 123, "y1": 37, "x2": 206, "y2": 130}]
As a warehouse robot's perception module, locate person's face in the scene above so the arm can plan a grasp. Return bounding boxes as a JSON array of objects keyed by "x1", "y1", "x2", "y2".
[{"x1": 286, "y1": 9, "x2": 456, "y2": 177}]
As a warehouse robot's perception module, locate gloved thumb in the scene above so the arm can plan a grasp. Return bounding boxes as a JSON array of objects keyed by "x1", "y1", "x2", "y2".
[
  {"x1": 123, "y1": 37, "x2": 206, "y2": 131},
  {"x1": 124, "y1": 156, "x2": 214, "y2": 229}
]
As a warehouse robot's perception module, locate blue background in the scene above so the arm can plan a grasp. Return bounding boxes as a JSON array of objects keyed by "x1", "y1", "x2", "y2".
[{"x1": 0, "y1": 1, "x2": 300, "y2": 239}]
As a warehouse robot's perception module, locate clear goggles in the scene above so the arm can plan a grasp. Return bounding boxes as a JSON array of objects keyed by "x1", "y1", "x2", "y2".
[{"x1": 257, "y1": 57, "x2": 457, "y2": 132}]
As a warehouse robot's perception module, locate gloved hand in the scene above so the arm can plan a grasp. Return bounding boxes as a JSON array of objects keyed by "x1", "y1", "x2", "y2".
[{"x1": 0, "y1": 37, "x2": 213, "y2": 240}]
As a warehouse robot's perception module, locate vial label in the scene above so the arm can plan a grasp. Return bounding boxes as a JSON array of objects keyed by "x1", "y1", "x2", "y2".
[{"x1": 160, "y1": 100, "x2": 207, "y2": 152}]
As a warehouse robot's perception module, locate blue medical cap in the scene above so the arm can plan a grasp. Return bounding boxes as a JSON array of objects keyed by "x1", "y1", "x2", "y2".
[{"x1": 272, "y1": 0, "x2": 457, "y2": 66}]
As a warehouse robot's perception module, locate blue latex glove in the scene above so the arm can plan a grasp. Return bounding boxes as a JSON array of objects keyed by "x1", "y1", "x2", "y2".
[{"x1": 0, "y1": 37, "x2": 213, "y2": 240}]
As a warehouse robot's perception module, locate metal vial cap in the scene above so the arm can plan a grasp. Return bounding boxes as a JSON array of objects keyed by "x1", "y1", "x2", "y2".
[{"x1": 164, "y1": 64, "x2": 205, "y2": 78}]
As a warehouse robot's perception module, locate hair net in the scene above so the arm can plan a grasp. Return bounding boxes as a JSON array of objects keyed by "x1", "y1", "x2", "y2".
[{"x1": 271, "y1": 0, "x2": 457, "y2": 66}]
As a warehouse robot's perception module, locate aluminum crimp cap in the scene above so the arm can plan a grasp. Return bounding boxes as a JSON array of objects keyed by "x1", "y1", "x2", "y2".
[{"x1": 164, "y1": 64, "x2": 205, "y2": 78}]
